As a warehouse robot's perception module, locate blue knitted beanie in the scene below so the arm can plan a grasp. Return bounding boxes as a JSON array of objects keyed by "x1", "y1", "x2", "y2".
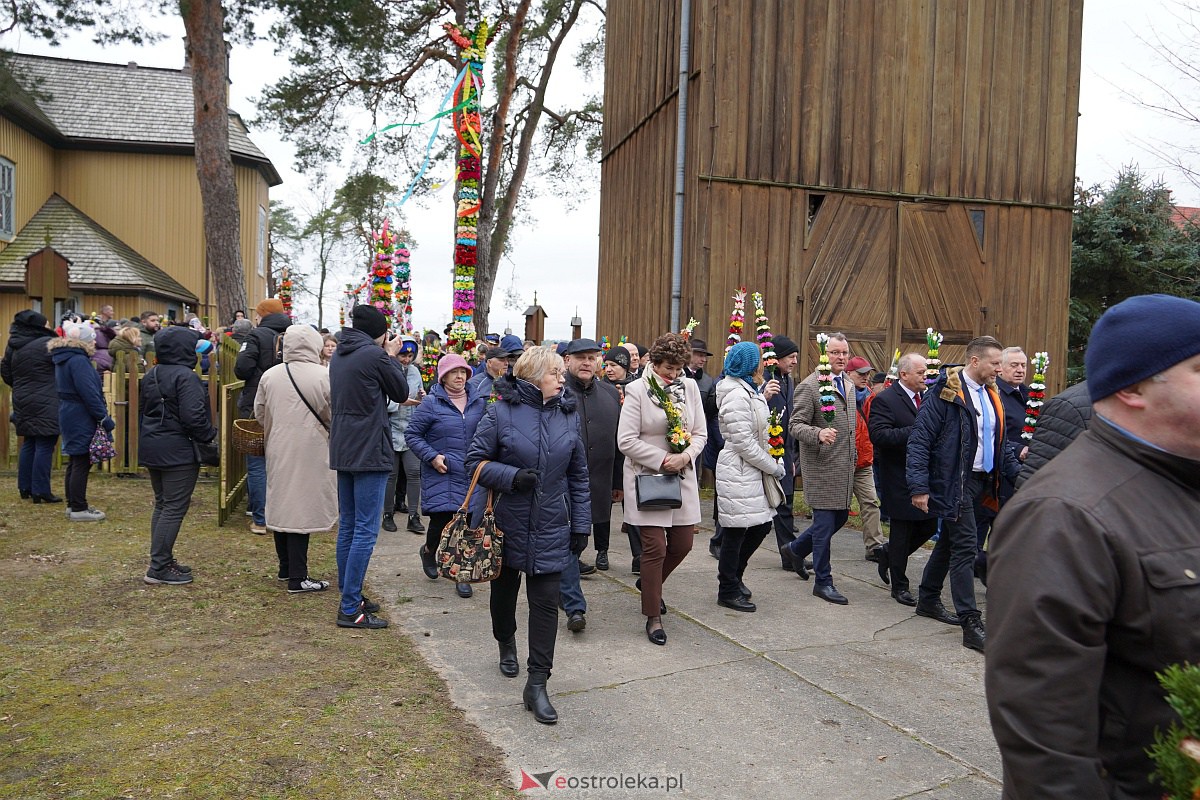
[
  {"x1": 723, "y1": 341, "x2": 761, "y2": 379},
  {"x1": 1085, "y1": 293, "x2": 1200, "y2": 402}
]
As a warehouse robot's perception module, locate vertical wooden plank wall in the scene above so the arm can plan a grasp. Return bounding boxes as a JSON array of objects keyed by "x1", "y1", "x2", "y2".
[{"x1": 599, "y1": 0, "x2": 1082, "y2": 385}]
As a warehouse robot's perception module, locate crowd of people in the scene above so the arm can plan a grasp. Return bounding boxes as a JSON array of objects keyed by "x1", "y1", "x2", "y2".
[{"x1": 5, "y1": 291, "x2": 1200, "y2": 796}]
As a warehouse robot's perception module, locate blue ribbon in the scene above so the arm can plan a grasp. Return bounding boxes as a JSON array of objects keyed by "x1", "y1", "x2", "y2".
[{"x1": 387, "y1": 63, "x2": 470, "y2": 209}]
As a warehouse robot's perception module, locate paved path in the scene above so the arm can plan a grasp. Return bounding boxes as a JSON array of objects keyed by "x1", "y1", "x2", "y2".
[{"x1": 369, "y1": 510, "x2": 1000, "y2": 799}]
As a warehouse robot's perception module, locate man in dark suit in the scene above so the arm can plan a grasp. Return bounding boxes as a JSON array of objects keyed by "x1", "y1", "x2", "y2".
[
  {"x1": 867, "y1": 353, "x2": 937, "y2": 606},
  {"x1": 973, "y1": 346, "x2": 1030, "y2": 582}
]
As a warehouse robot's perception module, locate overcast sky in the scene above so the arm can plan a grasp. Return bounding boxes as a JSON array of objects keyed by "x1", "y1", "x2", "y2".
[{"x1": 5, "y1": 0, "x2": 1196, "y2": 337}]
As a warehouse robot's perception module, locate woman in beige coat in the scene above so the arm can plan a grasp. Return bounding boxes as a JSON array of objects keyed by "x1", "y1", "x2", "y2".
[
  {"x1": 617, "y1": 333, "x2": 707, "y2": 645},
  {"x1": 255, "y1": 324, "x2": 337, "y2": 593}
]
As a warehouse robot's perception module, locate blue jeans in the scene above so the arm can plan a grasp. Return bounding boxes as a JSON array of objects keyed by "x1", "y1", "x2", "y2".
[
  {"x1": 559, "y1": 554, "x2": 586, "y2": 615},
  {"x1": 18, "y1": 435, "x2": 57, "y2": 496},
  {"x1": 336, "y1": 470, "x2": 389, "y2": 615},
  {"x1": 785, "y1": 509, "x2": 850, "y2": 586},
  {"x1": 246, "y1": 454, "x2": 266, "y2": 526},
  {"x1": 919, "y1": 472, "x2": 984, "y2": 616}
]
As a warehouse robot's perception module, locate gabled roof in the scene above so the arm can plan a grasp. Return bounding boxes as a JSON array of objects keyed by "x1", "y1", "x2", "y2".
[
  {"x1": 0, "y1": 52, "x2": 282, "y2": 186},
  {"x1": 0, "y1": 194, "x2": 198, "y2": 303}
]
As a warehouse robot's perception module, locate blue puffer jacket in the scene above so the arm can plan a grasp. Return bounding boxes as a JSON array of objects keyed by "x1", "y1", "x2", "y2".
[
  {"x1": 466, "y1": 377, "x2": 591, "y2": 575},
  {"x1": 405, "y1": 382, "x2": 487, "y2": 513},
  {"x1": 49, "y1": 338, "x2": 112, "y2": 455},
  {"x1": 906, "y1": 367, "x2": 1021, "y2": 519},
  {"x1": 328, "y1": 327, "x2": 410, "y2": 472}
]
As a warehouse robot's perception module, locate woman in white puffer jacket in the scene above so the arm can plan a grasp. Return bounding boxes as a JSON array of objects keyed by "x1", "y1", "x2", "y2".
[{"x1": 714, "y1": 341, "x2": 785, "y2": 612}]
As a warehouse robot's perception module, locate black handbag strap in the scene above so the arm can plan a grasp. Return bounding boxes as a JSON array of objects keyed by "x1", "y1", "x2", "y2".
[{"x1": 286, "y1": 363, "x2": 329, "y2": 432}]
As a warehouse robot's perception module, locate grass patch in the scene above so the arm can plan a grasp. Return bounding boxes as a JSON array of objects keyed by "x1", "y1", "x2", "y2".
[{"x1": 0, "y1": 473, "x2": 516, "y2": 800}]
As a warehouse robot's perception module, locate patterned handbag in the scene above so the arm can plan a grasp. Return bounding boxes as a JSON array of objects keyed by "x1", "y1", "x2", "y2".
[
  {"x1": 89, "y1": 425, "x2": 117, "y2": 464},
  {"x1": 436, "y1": 460, "x2": 504, "y2": 583}
]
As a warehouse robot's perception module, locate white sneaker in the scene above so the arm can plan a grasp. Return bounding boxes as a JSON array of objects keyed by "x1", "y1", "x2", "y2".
[
  {"x1": 68, "y1": 507, "x2": 106, "y2": 522},
  {"x1": 288, "y1": 578, "x2": 330, "y2": 594}
]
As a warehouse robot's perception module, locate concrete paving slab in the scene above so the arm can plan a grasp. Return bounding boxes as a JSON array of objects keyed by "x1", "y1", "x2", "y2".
[{"x1": 367, "y1": 507, "x2": 1002, "y2": 800}]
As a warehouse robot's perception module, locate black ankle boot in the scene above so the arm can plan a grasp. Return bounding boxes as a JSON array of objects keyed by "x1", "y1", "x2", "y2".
[
  {"x1": 498, "y1": 636, "x2": 519, "y2": 678},
  {"x1": 19, "y1": 489, "x2": 32, "y2": 500},
  {"x1": 523, "y1": 671, "x2": 557, "y2": 724}
]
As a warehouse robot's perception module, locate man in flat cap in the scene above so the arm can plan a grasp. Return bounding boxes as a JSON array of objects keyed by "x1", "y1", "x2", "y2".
[{"x1": 559, "y1": 339, "x2": 623, "y2": 630}]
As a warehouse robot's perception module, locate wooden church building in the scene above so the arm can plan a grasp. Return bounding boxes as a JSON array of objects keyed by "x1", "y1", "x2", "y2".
[{"x1": 598, "y1": 0, "x2": 1083, "y2": 384}]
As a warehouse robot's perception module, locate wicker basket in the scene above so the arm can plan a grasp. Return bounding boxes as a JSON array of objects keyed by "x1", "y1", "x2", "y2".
[{"x1": 232, "y1": 418, "x2": 265, "y2": 456}]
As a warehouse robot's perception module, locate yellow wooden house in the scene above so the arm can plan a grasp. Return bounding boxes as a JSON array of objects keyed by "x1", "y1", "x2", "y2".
[{"x1": 0, "y1": 52, "x2": 282, "y2": 334}]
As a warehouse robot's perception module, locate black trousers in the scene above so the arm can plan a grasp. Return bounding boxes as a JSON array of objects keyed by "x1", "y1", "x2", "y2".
[
  {"x1": 490, "y1": 565, "x2": 561, "y2": 675},
  {"x1": 147, "y1": 464, "x2": 200, "y2": 572},
  {"x1": 708, "y1": 492, "x2": 723, "y2": 547},
  {"x1": 772, "y1": 493, "x2": 796, "y2": 564},
  {"x1": 592, "y1": 521, "x2": 611, "y2": 553},
  {"x1": 887, "y1": 518, "x2": 939, "y2": 592},
  {"x1": 424, "y1": 510, "x2": 455, "y2": 556},
  {"x1": 717, "y1": 521, "x2": 772, "y2": 601},
  {"x1": 273, "y1": 530, "x2": 311, "y2": 589},
  {"x1": 65, "y1": 453, "x2": 92, "y2": 511},
  {"x1": 622, "y1": 522, "x2": 643, "y2": 559}
]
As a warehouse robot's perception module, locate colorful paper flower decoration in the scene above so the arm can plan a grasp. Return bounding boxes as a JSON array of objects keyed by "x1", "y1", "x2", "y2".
[
  {"x1": 751, "y1": 292, "x2": 776, "y2": 371},
  {"x1": 925, "y1": 328, "x2": 944, "y2": 386},
  {"x1": 816, "y1": 332, "x2": 836, "y2": 424},
  {"x1": 443, "y1": 18, "x2": 497, "y2": 354},
  {"x1": 726, "y1": 288, "x2": 747, "y2": 354},
  {"x1": 1022, "y1": 352, "x2": 1050, "y2": 442}
]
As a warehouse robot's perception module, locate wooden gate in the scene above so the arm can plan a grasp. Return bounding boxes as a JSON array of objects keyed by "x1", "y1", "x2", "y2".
[{"x1": 802, "y1": 195, "x2": 987, "y2": 371}]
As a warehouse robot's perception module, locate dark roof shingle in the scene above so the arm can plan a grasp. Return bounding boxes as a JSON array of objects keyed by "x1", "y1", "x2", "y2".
[{"x1": 1, "y1": 52, "x2": 281, "y2": 186}]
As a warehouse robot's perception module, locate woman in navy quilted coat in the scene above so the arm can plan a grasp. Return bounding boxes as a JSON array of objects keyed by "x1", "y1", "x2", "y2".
[
  {"x1": 466, "y1": 346, "x2": 591, "y2": 725},
  {"x1": 48, "y1": 319, "x2": 114, "y2": 521},
  {"x1": 406, "y1": 352, "x2": 487, "y2": 598}
]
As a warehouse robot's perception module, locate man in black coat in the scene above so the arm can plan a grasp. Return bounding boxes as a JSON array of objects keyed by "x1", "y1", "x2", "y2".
[
  {"x1": 1, "y1": 310, "x2": 61, "y2": 502},
  {"x1": 867, "y1": 353, "x2": 936, "y2": 605},
  {"x1": 560, "y1": 338, "x2": 623, "y2": 632},
  {"x1": 1014, "y1": 380, "x2": 1091, "y2": 489},
  {"x1": 234, "y1": 298, "x2": 292, "y2": 533},
  {"x1": 329, "y1": 305, "x2": 409, "y2": 629},
  {"x1": 766, "y1": 336, "x2": 800, "y2": 568}
]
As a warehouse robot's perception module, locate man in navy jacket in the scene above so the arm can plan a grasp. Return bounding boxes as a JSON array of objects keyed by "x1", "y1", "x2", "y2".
[{"x1": 329, "y1": 305, "x2": 409, "y2": 629}]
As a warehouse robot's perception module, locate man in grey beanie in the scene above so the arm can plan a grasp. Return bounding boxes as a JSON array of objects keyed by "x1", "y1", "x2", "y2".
[{"x1": 987, "y1": 293, "x2": 1200, "y2": 800}]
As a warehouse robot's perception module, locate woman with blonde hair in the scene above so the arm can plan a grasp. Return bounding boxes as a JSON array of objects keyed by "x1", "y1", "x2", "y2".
[
  {"x1": 319, "y1": 334, "x2": 337, "y2": 368},
  {"x1": 467, "y1": 346, "x2": 591, "y2": 724},
  {"x1": 617, "y1": 333, "x2": 707, "y2": 645}
]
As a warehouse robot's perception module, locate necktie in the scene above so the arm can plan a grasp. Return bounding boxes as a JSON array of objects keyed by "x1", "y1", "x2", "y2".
[
  {"x1": 914, "y1": 392, "x2": 922, "y2": 409},
  {"x1": 835, "y1": 375, "x2": 845, "y2": 398},
  {"x1": 977, "y1": 386, "x2": 993, "y2": 472}
]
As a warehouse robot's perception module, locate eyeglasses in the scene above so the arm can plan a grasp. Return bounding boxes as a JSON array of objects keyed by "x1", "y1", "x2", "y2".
[{"x1": 827, "y1": 350, "x2": 849, "y2": 357}]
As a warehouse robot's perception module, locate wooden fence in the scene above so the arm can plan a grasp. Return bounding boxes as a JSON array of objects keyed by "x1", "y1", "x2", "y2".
[{"x1": 2, "y1": 335, "x2": 248, "y2": 526}]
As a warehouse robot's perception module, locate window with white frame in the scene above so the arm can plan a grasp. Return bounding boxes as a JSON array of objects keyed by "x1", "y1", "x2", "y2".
[
  {"x1": 0, "y1": 158, "x2": 14, "y2": 241},
  {"x1": 256, "y1": 205, "x2": 267, "y2": 278}
]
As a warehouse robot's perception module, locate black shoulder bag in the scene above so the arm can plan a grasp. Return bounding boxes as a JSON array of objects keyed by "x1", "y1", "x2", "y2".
[
  {"x1": 154, "y1": 371, "x2": 219, "y2": 466},
  {"x1": 285, "y1": 364, "x2": 330, "y2": 432}
]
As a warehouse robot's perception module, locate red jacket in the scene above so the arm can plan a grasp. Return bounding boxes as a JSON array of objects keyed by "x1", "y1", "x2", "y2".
[{"x1": 855, "y1": 391, "x2": 874, "y2": 468}]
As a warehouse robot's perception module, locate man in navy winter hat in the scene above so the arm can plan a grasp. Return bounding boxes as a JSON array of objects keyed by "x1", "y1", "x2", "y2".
[{"x1": 987, "y1": 293, "x2": 1200, "y2": 800}]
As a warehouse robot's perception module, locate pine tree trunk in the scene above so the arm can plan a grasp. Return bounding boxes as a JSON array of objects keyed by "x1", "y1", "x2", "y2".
[{"x1": 181, "y1": 0, "x2": 248, "y2": 326}]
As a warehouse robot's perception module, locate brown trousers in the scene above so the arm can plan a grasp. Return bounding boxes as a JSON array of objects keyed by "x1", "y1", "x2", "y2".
[{"x1": 638, "y1": 525, "x2": 695, "y2": 617}]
